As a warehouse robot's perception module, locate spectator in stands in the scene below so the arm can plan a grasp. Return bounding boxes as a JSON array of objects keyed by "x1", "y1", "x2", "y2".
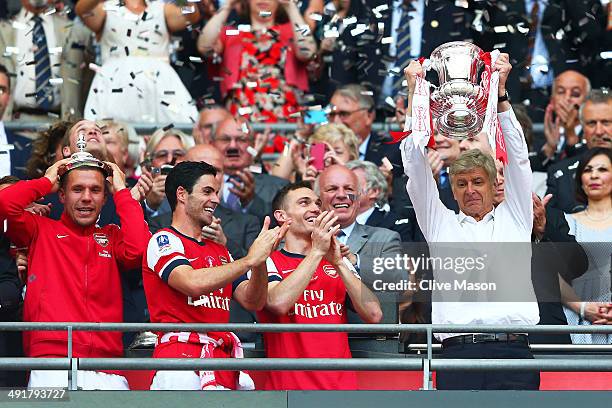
[
  {"x1": 402, "y1": 56, "x2": 540, "y2": 390},
  {"x1": 532, "y1": 70, "x2": 591, "y2": 171},
  {"x1": 561, "y1": 148, "x2": 612, "y2": 344},
  {"x1": 0, "y1": 156, "x2": 150, "y2": 389},
  {"x1": 197, "y1": 0, "x2": 316, "y2": 124},
  {"x1": 271, "y1": 123, "x2": 359, "y2": 182},
  {"x1": 192, "y1": 105, "x2": 232, "y2": 145},
  {"x1": 25, "y1": 120, "x2": 70, "y2": 179},
  {"x1": 258, "y1": 182, "x2": 381, "y2": 390},
  {"x1": 346, "y1": 160, "x2": 413, "y2": 243},
  {"x1": 143, "y1": 161, "x2": 287, "y2": 390},
  {"x1": 60, "y1": 14, "x2": 96, "y2": 121},
  {"x1": 0, "y1": 64, "x2": 31, "y2": 179},
  {"x1": 542, "y1": 0, "x2": 609, "y2": 89},
  {"x1": 316, "y1": 164, "x2": 401, "y2": 286},
  {"x1": 100, "y1": 120, "x2": 130, "y2": 174},
  {"x1": 76, "y1": 0, "x2": 200, "y2": 123},
  {"x1": 149, "y1": 144, "x2": 260, "y2": 260},
  {"x1": 0, "y1": 1, "x2": 72, "y2": 121},
  {"x1": 143, "y1": 128, "x2": 194, "y2": 219},
  {"x1": 546, "y1": 89, "x2": 612, "y2": 213},
  {"x1": 211, "y1": 116, "x2": 288, "y2": 222}
]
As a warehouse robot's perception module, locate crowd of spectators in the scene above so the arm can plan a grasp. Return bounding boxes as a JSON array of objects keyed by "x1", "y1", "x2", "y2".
[{"x1": 0, "y1": 0, "x2": 610, "y2": 392}]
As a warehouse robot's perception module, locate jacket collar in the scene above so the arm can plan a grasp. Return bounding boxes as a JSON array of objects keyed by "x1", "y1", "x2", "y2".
[{"x1": 60, "y1": 211, "x2": 97, "y2": 236}]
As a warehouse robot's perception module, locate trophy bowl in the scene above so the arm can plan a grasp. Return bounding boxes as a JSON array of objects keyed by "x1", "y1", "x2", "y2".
[{"x1": 429, "y1": 41, "x2": 487, "y2": 140}]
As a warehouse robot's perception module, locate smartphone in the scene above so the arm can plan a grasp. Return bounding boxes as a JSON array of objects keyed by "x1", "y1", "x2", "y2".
[{"x1": 310, "y1": 143, "x2": 327, "y2": 171}]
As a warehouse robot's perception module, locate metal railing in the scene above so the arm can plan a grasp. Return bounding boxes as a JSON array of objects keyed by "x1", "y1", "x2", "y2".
[
  {"x1": 1, "y1": 322, "x2": 611, "y2": 391},
  {"x1": 4, "y1": 121, "x2": 545, "y2": 135}
]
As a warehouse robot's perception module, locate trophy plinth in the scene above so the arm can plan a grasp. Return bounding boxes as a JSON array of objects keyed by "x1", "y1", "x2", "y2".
[{"x1": 429, "y1": 42, "x2": 487, "y2": 140}]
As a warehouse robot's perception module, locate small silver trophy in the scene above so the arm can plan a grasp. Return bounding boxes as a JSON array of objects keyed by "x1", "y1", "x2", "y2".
[{"x1": 58, "y1": 131, "x2": 112, "y2": 178}]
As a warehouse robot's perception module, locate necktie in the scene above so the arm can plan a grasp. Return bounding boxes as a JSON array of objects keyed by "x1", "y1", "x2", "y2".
[
  {"x1": 337, "y1": 230, "x2": 347, "y2": 245},
  {"x1": 32, "y1": 16, "x2": 53, "y2": 110},
  {"x1": 392, "y1": 5, "x2": 413, "y2": 95},
  {"x1": 225, "y1": 176, "x2": 242, "y2": 211}
]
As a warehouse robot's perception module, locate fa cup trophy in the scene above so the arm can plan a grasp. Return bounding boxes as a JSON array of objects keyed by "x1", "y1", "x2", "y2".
[
  {"x1": 58, "y1": 131, "x2": 112, "y2": 178},
  {"x1": 428, "y1": 41, "x2": 489, "y2": 140}
]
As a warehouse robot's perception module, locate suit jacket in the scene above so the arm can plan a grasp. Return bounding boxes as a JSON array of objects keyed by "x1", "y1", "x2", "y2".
[
  {"x1": 245, "y1": 172, "x2": 289, "y2": 223},
  {"x1": 346, "y1": 222, "x2": 401, "y2": 285},
  {"x1": 364, "y1": 207, "x2": 414, "y2": 243},
  {"x1": 4, "y1": 127, "x2": 32, "y2": 180},
  {"x1": 0, "y1": 12, "x2": 73, "y2": 120},
  {"x1": 60, "y1": 18, "x2": 96, "y2": 120},
  {"x1": 345, "y1": 222, "x2": 401, "y2": 326},
  {"x1": 364, "y1": 132, "x2": 403, "y2": 177},
  {"x1": 545, "y1": 150, "x2": 588, "y2": 213},
  {"x1": 148, "y1": 204, "x2": 260, "y2": 260}
]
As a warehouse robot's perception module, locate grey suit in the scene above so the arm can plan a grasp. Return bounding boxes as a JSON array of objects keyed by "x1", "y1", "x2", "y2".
[
  {"x1": 0, "y1": 12, "x2": 74, "y2": 120},
  {"x1": 346, "y1": 222, "x2": 402, "y2": 282},
  {"x1": 345, "y1": 222, "x2": 402, "y2": 326}
]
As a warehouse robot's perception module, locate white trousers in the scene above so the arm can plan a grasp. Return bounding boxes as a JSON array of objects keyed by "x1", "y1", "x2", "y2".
[
  {"x1": 150, "y1": 371, "x2": 230, "y2": 391},
  {"x1": 28, "y1": 370, "x2": 129, "y2": 390}
]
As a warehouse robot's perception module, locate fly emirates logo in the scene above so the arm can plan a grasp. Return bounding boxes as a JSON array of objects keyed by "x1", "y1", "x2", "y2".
[
  {"x1": 187, "y1": 288, "x2": 230, "y2": 311},
  {"x1": 289, "y1": 289, "x2": 344, "y2": 319}
]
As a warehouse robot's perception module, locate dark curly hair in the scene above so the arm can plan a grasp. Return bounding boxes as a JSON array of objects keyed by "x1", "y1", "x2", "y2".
[
  {"x1": 575, "y1": 147, "x2": 612, "y2": 205},
  {"x1": 25, "y1": 120, "x2": 74, "y2": 179}
]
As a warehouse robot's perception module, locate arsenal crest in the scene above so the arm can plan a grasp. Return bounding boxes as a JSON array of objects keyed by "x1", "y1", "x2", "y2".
[
  {"x1": 93, "y1": 233, "x2": 109, "y2": 247},
  {"x1": 323, "y1": 265, "x2": 338, "y2": 278}
]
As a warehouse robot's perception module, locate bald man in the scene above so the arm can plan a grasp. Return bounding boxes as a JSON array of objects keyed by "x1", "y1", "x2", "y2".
[
  {"x1": 192, "y1": 106, "x2": 232, "y2": 145},
  {"x1": 148, "y1": 144, "x2": 260, "y2": 259}
]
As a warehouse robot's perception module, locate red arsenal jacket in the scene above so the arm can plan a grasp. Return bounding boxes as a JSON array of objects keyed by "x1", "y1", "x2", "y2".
[{"x1": 0, "y1": 177, "x2": 150, "y2": 359}]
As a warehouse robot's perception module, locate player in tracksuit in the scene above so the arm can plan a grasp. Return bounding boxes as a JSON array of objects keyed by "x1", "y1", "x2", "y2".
[
  {"x1": 143, "y1": 161, "x2": 288, "y2": 390},
  {"x1": 0, "y1": 146, "x2": 151, "y2": 389},
  {"x1": 257, "y1": 182, "x2": 383, "y2": 390}
]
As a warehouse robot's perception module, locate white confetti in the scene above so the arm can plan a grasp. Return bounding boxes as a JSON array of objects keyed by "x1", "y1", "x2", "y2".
[
  {"x1": 88, "y1": 62, "x2": 102, "y2": 73},
  {"x1": 246, "y1": 146, "x2": 258, "y2": 157},
  {"x1": 248, "y1": 164, "x2": 262, "y2": 174},
  {"x1": 373, "y1": 4, "x2": 388, "y2": 12},
  {"x1": 381, "y1": 37, "x2": 393, "y2": 45},
  {"x1": 343, "y1": 16, "x2": 357, "y2": 26},
  {"x1": 324, "y1": 28, "x2": 340, "y2": 38},
  {"x1": 493, "y1": 26, "x2": 508, "y2": 33},
  {"x1": 226, "y1": 29, "x2": 240, "y2": 36},
  {"x1": 455, "y1": 0, "x2": 469, "y2": 8},
  {"x1": 49, "y1": 78, "x2": 63, "y2": 85},
  {"x1": 385, "y1": 96, "x2": 395, "y2": 107},
  {"x1": 12, "y1": 21, "x2": 27, "y2": 30},
  {"x1": 5, "y1": 46, "x2": 19, "y2": 55},
  {"x1": 189, "y1": 56, "x2": 203, "y2": 63},
  {"x1": 600, "y1": 51, "x2": 612, "y2": 59},
  {"x1": 246, "y1": 81, "x2": 258, "y2": 88},
  {"x1": 238, "y1": 107, "x2": 252, "y2": 115},
  {"x1": 309, "y1": 13, "x2": 323, "y2": 22},
  {"x1": 49, "y1": 47, "x2": 63, "y2": 55},
  {"x1": 238, "y1": 24, "x2": 251, "y2": 32},
  {"x1": 350, "y1": 24, "x2": 368, "y2": 37}
]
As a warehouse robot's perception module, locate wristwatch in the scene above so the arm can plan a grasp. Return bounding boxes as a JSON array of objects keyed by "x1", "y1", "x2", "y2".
[{"x1": 498, "y1": 90, "x2": 510, "y2": 103}]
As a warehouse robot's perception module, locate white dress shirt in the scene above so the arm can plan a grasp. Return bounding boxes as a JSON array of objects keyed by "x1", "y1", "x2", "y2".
[
  {"x1": 13, "y1": 9, "x2": 61, "y2": 111},
  {"x1": 401, "y1": 110, "x2": 540, "y2": 340},
  {"x1": 0, "y1": 122, "x2": 11, "y2": 177},
  {"x1": 356, "y1": 206, "x2": 376, "y2": 225}
]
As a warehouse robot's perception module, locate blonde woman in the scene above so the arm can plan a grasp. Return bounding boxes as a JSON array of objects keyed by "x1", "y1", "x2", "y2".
[{"x1": 271, "y1": 123, "x2": 359, "y2": 181}]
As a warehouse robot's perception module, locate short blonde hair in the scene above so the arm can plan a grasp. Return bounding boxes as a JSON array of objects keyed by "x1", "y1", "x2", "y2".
[
  {"x1": 309, "y1": 124, "x2": 360, "y2": 161},
  {"x1": 145, "y1": 128, "x2": 194, "y2": 158}
]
